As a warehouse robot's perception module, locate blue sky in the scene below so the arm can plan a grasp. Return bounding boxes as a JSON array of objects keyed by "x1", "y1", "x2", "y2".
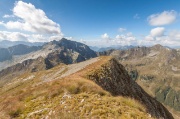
[{"x1": 0, "y1": 0, "x2": 180, "y2": 47}]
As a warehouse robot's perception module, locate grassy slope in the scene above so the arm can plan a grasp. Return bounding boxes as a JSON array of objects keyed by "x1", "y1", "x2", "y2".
[{"x1": 0, "y1": 56, "x2": 154, "y2": 119}]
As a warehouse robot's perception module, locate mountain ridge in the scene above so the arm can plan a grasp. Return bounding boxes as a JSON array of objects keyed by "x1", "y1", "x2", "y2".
[
  {"x1": 0, "y1": 56, "x2": 174, "y2": 118},
  {"x1": 98, "y1": 44, "x2": 180, "y2": 118},
  {"x1": 0, "y1": 40, "x2": 44, "y2": 48}
]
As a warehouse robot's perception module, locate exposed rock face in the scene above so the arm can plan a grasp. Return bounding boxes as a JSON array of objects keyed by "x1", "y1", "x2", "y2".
[
  {"x1": 26, "y1": 38, "x2": 98, "y2": 67},
  {"x1": 44, "y1": 38, "x2": 97, "y2": 65},
  {"x1": 87, "y1": 58, "x2": 174, "y2": 119}
]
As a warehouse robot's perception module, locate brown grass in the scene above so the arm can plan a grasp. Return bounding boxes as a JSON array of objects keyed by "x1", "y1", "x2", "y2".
[{"x1": 0, "y1": 56, "x2": 154, "y2": 119}]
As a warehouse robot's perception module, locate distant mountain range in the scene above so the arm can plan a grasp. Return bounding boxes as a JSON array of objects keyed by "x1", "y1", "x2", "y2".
[
  {"x1": 90, "y1": 45, "x2": 135, "y2": 52},
  {"x1": 0, "y1": 40, "x2": 45, "y2": 48},
  {"x1": 0, "y1": 44, "x2": 41, "y2": 62}
]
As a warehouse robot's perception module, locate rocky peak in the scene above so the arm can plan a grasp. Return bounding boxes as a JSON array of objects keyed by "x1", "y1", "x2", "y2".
[
  {"x1": 44, "y1": 38, "x2": 97, "y2": 64},
  {"x1": 151, "y1": 44, "x2": 165, "y2": 51}
]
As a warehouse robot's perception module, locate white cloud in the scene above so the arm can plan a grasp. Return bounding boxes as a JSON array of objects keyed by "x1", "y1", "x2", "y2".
[
  {"x1": 101, "y1": 33, "x2": 109, "y2": 39},
  {"x1": 0, "y1": 31, "x2": 29, "y2": 41},
  {"x1": 141, "y1": 28, "x2": 180, "y2": 47},
  {"x1": 101, "y1": 33, "x2": 112, "y2": 43},
  {"x1": 80, "y1": 39, "x2": 86, "y2": 44},
  {"x1": 118, "y1": 28, "x2": 126, "y2": 32},
  {"x1": 48, "y1": 35, "x2": 63, "y2": 41},
  {"x1": 150, "y1": 27, "x2": 165, "y2": 37},
  {"x1": 169, "y1": 30, "x2": 180, "y2": 40},
  {"x1": 1, "y1": 1, "x2": 62, "y2": 35},
  {"x1": 0, "y1": 21, "x2": 4, "y2": 25},
  {"x1": 0, "y1": 31, "x2": 63, "y2": 42},
  {"x1": 115, "y1": 33, "x2": 137, "y2": 46},
  {"x1": 3, "y1": 14, "x2": 14, "y2": 18},
  {"x1": 144, "y1": 35, "x2": 154, "y2": 41},
  {"x1": 148, "y1": 10, "x2": 177, "y2": 26},
  {"x1": 0, "y1": 1, "x2": 64, "y2": 42},
  {"x1": 64, "y1": 37, "x2": 73, "y2": 40},
  {"x1": 86, "y1": 30, "x2": 180, "y2": 47},
  {"x1": 126, "y1": 32, "x2": 133, "y2": 37}
]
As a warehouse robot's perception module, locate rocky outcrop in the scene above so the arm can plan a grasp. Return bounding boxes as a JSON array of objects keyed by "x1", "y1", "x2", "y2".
[{"x1": 86, "y1": 58, "x2": 174, "y2": 119}]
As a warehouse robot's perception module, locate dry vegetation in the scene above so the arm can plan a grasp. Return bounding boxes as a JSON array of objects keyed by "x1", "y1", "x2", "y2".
[{"x1": 0, "y1": 56, "x2": 155, "y2": 119}]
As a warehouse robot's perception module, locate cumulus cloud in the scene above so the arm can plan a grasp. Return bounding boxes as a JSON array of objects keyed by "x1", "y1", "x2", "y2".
[
  {"x1": 64, "y1": 37, "x2": 73, "y2": 40},
  {"x1": 1, "y1": 1, "x2": 62, "y2": 35},
  {"x1": 150, "y1": 27, "x2": 165, "y2": 37},
  {"x1": 144, "y1": 35, "x2": 154, "y2": 41},
  {"x1": 0, "y1": 31, "x2": 29, "y2": 41},
  {"x1": 101, "y1": 33, "x2": 113, "y2": 43},
  {"x1": 115, "y1": 33, "x2": 137, "y2": 46},
  {"x1": 141, "y1": 28, "x2": 180, "y2": 47},
  {"x1": 0, "y1": 31, "x2": 63, "y2": 42},
  {"x1": 169, "y1": 30, "x2": 180, "y2": 40},
  {"x1": 0, "y1": 1, "x2": 64, "y2": 42},
  {"x1": 148, "y1": 10, "x2": 177, "y2": 26},
  {"x1": 118, "y1": 28, "x2": 126, "y2": 32},
  {"x1": 101, "y1": 33, "x2": 109, "y2": 39},
  {"x1": 3, "y1": 14, "x2": 14, "y2": 18}
]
